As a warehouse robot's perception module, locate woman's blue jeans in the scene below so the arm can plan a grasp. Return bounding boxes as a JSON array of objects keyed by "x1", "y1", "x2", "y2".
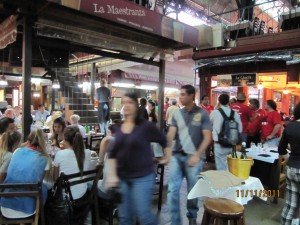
[{"x1": 118, "y1": 173, "x2": 157, "y2": 225}]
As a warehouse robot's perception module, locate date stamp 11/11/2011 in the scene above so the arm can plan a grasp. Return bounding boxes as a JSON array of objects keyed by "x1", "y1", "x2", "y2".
[{"x1": 236, "y1": 189, "x2": 280, "y2": 198}]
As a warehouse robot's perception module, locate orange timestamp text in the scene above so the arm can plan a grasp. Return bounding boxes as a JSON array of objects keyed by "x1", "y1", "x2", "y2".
[{"x1": 236, "y1": 189, "x2": 280, "y2": 198}]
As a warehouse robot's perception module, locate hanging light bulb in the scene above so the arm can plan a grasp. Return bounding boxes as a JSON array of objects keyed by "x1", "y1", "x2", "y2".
[
  {"x1": 52, "y1": 79, "x2": 60, "y2": 89},
  {"x1": 0, "y1": 75, "x2": 8, "y2": 86},
  {"x1": 257, "y1": 81, "x2": 264, "y2": 90},
  {"x1": 283, "y1": 88, "x2": 289, "y2": 95}
]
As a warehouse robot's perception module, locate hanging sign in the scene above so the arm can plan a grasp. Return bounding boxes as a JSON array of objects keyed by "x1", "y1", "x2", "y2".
[{"x1": 231, "y1": 73, "x2": 257, "y2": 86}]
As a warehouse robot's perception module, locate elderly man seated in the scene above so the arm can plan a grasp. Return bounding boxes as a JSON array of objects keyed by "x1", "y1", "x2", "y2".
[
  {"x1": 4, "y1": 108, "x2": 21, "y2": 127},
  {"x1": 70, "y1": 114, "x2": 86, "y2": 138}
]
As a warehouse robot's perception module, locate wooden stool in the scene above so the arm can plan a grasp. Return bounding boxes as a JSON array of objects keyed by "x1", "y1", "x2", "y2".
[{"x1": 201, "y1": 198, "x2": 245, "y2": 225}]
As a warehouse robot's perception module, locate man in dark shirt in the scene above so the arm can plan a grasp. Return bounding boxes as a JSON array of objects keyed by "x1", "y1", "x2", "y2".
[
  {"x1": 138, "y1": 98, "x2": 149, "y2": 120},
  {"x1": 279, "y1": 103, "x2": 300, "y2": 225},
  {"x1": 95, "y1": 79, "x2": 111, "y2": 135},
  {"x1": 167, "y1": 85, "x2": 211, "y2": 225}
]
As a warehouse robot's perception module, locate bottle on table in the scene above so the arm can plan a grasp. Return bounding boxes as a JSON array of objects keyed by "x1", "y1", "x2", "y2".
[
  {"x1": 232, "y1": 145, "x2": 238, "y2": 158},
  {"x1": 240, "y1": 142, "x2": 248, "y2": 159},
  {"x1": 85, "y1": 123, "x2": 90, "y2": 134}
]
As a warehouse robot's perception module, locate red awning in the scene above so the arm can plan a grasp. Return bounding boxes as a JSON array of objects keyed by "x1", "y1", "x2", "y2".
[{"x1": 0, "y1": 15, "x2": 17, "y2": 50}]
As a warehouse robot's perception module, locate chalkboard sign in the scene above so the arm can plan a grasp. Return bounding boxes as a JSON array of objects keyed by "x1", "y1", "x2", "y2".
[{"x1": 231, "y1": 74, "x2": 257, "y2": 86}]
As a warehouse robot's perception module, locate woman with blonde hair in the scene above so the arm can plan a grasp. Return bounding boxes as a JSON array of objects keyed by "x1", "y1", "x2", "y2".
[
  {"x1": 0, "y1": 129, "x2": 51, "y2": 219},
  {"x1": 0, "y1": 131, "x2": 22, "y2": 182}
]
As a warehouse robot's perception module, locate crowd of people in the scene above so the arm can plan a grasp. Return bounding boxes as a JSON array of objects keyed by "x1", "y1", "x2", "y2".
[{"x1": 0, "y1": 84, "x2": 298, "y2": 225}]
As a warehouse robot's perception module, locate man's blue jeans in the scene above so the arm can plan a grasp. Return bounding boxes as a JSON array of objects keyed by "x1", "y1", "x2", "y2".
[
  {"x1": 167, "y1": 153, "x2": 204, "y2": 225},
  {"x1": 98, "y1": 102, "x2": 109, "y2": 134},
  {"x1": 118, "y1": 173, "x2": 157, "y2": 225}
]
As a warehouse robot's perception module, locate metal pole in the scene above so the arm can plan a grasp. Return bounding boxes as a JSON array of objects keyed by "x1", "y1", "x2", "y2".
[
  {"x1": 91, "y1": 63, "x2": 96, "y2": 105},
  {"x1": 51, "y1": 87, "x2": 55, "y2": 111},
  {"x1": 22, "y1": 16, "x2": 33, "y2": 140},
  {"x1": 158, "y1": 59, "x2": 165, "y2": 131}
]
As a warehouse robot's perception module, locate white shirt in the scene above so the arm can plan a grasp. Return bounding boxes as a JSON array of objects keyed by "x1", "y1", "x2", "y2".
[
  {"x1": 35, "y1": 110, "x2": 50, "y2": 122},
  {"x1": 210, "y1": 105, "x2": 243, "y2": 142},
  {"x1": 53, "y1": 149, "x2": 91, "y2": 199},
  {"x1": 72, "y1": 124, "x2": 86, "y2": 138}
]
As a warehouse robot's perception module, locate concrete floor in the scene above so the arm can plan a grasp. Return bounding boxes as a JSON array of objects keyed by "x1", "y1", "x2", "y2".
[
  {"x1": 89, "y1": 160, "x2": 285, "y2": 225},
  {"x1": 158, "y1": 161, "x2": 284, "y2": 225}
]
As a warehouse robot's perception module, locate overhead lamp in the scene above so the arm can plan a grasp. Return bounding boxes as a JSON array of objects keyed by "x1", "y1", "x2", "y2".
[
  {"x1": 283, "y1": 88, "x2": 289, "y2": 95},
  {"x1": 112, "y1": 82, "x2": 135, "y2": 88},
  {"x1": 257, "y1": 82, "x2": 264, "y2": 90},
  {"x1": 52, "y1": 79, "x2": 60, "y2": 89},
  {"x1": 82, "y1": 75, "x2": 90, "y2": 88},
  {"x1": 136, "y1": 85, "x2": 158, "y2": 90},
  {"x1": 0, "y1": 51, "x2": 7, "y2": 86},
  {"x1": 0, "y1": 75, "x2": 8, "y2": 86}
]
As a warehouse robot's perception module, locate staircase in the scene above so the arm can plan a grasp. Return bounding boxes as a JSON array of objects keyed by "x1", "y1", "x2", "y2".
[{"x1": 57, "y1": 71, "x2": 98, "y2": 125}]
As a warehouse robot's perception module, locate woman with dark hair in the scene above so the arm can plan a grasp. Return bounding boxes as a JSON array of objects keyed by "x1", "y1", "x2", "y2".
[
  {"x1": 50, "y1": 117, "x2": 66, "y2": 148},
  {"x1": 106, "y1": 92, "x2": 171, "y2": 225},
  {"x1": 53, "y1": 126, "x2": 91, "y2": 199},
  {"x1": 148, "y1": 100, "x2": 158, "y2": 124},
  {"x1": 279, "y1": 103, "x2": 300, "y2": 225}
]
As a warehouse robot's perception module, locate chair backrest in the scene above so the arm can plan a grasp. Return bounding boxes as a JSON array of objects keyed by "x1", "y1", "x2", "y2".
[
  {"x1": 60, "y1": 166, "x2": 103, "y2": 202},
  {"x1": 278, "y1": 157, "x2": 288, "y2": 174},
  {"x1": 89, "y1": 135, "x2": 104, "y2": 151},
  {"x1": 0, "y1": 182, "x2": 44, "y2": 225}
]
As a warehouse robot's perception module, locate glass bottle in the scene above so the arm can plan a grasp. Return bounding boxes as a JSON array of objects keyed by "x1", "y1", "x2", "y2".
[
  {"x1": 241, "y1": 142, "x2": 248, "y2": 159},
  {"x1": 232, "y1": 145, "x2": 238, "y2": 158}
]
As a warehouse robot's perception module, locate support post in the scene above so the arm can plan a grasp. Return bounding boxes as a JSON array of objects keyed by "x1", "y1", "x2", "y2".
[
  {"x1": 22, "y1": 16, "x2": 33, "y2": 140},
  {"x1": 51, "y1": 87, "x2": 55, "y2": 112},
  {"x1": 91, "y1": 63, "x2": 96, "y2": 105},
  {"x1": 158, "y1": 59, "x2": 165, "y2": 131}
]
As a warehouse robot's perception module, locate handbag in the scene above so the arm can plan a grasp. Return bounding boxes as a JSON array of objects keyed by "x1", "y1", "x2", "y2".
[{"x1": 45, "y1": 177, "x2": 74, "y2": 225}]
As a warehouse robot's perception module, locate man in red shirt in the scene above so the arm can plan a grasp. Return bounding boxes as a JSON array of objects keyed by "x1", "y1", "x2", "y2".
[
  {"x1": 200, "y1": 95, "x2": 214, "y2": 115},
  {"x1": 261, "y1": 100, "x2": 282, "y2": 146},
  {"x1": 230, "y1": 93, "x2": 254, "y2": 143},
  {"x1": 163, "y1": 97, "x2": 170, "y2": 119},
  {"x1": 247, "y1": 99, "x2": 266, "y2": 147}
]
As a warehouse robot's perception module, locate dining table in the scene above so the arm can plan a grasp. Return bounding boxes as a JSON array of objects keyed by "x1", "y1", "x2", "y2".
[{"x1": 246, "y1": 145, "x2": 281, "y2": 191}]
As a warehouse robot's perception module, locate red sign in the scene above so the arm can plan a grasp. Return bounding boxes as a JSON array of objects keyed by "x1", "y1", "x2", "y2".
[
  {"x1": 48, "y1": 0, "x2": 198, "y2": 47},
  {"x1": 0, "y1": 15, "x2": 17, "y2": 50}
]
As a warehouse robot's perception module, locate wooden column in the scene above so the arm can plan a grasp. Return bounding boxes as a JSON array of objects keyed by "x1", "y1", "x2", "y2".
[
  {"x1": 22, "y1": 16, "x2": 33, "y2": 140},
  {"x1": 158, "y1": 59, "x2": 165, "y2": 131},
  {"x1": 199, "y1": 72, "x2": 212, "y2": 102},
  {"x1": 281, "y1": 93, "x2": 290, "y2": 115}
]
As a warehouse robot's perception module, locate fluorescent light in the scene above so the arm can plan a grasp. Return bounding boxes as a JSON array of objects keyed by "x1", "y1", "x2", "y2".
[
  {"x1": 165, "y1": 87, "x2": 179, "y2": 92},
  {"x1": 112, "y1": 82, "x2": 135, "y2": 88},
  {"x1": 31, "y1": 78, "x2": 41, "y2": 83},
  {"x1": 136, "y1": 85, "x2": 158, "y2": 90}
]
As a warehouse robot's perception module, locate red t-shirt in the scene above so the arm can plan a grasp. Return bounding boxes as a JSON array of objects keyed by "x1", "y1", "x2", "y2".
[
  {"x1": 261, "y1": 110, "x2": 282, "y2": 140},
  {"x1": 230, "y1": 102, "x2": 254, "y2": 133},
  {"x1": 201, "y1": 104, "x2": 214, "y2": 115},
  {"x1": 247, "y1": 109, "x2": 266, "y2": 136}
]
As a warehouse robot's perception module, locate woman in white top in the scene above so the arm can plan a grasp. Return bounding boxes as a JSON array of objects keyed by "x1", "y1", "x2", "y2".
[
  {"x1": 53, "y1": 126, "x2": 91, "y2": 200},
  {"x1": 0, "y1": 131, "x2": 22, "y2": 183}
]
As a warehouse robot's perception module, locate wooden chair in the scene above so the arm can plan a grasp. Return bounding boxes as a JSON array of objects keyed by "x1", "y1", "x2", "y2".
[
  {"x1": 60, "y1": 166, "x2": 103, "y2": 225},
  {"x1": 89, "y1": 134, "x2": 104, "y2": 151},
  {"x1": 274, "y1": 156, "x2": 288, "y2": 203},
  {"x1": 154, "y1": 164, "x2": 165, "y2": 214},
  {"x1": 201, "y1": 198, "x2": 245, "y2": 225},
  {"x1": 0, "y1": 182, "x2": 45, "y2": 225}
]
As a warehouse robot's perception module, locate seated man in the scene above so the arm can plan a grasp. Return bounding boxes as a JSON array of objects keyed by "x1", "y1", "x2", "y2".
[{"x1": 69, "y1": 114, "x2": 86, "y2": 138}]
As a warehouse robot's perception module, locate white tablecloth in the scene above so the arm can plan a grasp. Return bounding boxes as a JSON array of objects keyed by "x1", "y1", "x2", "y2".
[
  {"x1": 246, "y1": 147, "x2": 278, "y2": 163},
  {"x1": 188, "y1": 176, "x2": 267, "y2": 205}
]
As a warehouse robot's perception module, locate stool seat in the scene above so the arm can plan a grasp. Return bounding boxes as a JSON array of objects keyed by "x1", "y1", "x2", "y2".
[{"x1": 201, "y1": 198, "x2": 245, "y2": 225}]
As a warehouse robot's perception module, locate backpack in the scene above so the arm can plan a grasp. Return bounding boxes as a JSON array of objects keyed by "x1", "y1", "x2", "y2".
[{"x1": 218, "y1": 108, "x2": 241, "y2": 147}]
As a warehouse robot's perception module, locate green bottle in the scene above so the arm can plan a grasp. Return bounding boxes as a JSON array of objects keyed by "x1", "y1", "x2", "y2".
[
  {"x1": 232, "y1": 145, "x2": 237, "y2": 158},
  {"x1": 241, "y1": 142, "x2": 247, "y2": 159},
  {"x1": 85, "y1": 123, "x2": 90, "y2": 134}
]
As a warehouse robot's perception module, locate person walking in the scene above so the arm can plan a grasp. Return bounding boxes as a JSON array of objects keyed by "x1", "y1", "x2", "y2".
[
  {"x1": 210, "y1": 94, "x2": 242, "y2": 171},
  {"x1": 166, "y1": 85, "x2": 211, "y2": 225},
  {"x1": 279, "y1": 102, "x2": 300, "y2": 225},
  {"x1": 106, "y1": 92, "x2": 171, "y2": 225},
  {"x1": 95, "y1": 79, "x2": 111, "y2": 135},
  {"x1": 261, "y1": 100, "x2": 282, "y2": 146}
]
